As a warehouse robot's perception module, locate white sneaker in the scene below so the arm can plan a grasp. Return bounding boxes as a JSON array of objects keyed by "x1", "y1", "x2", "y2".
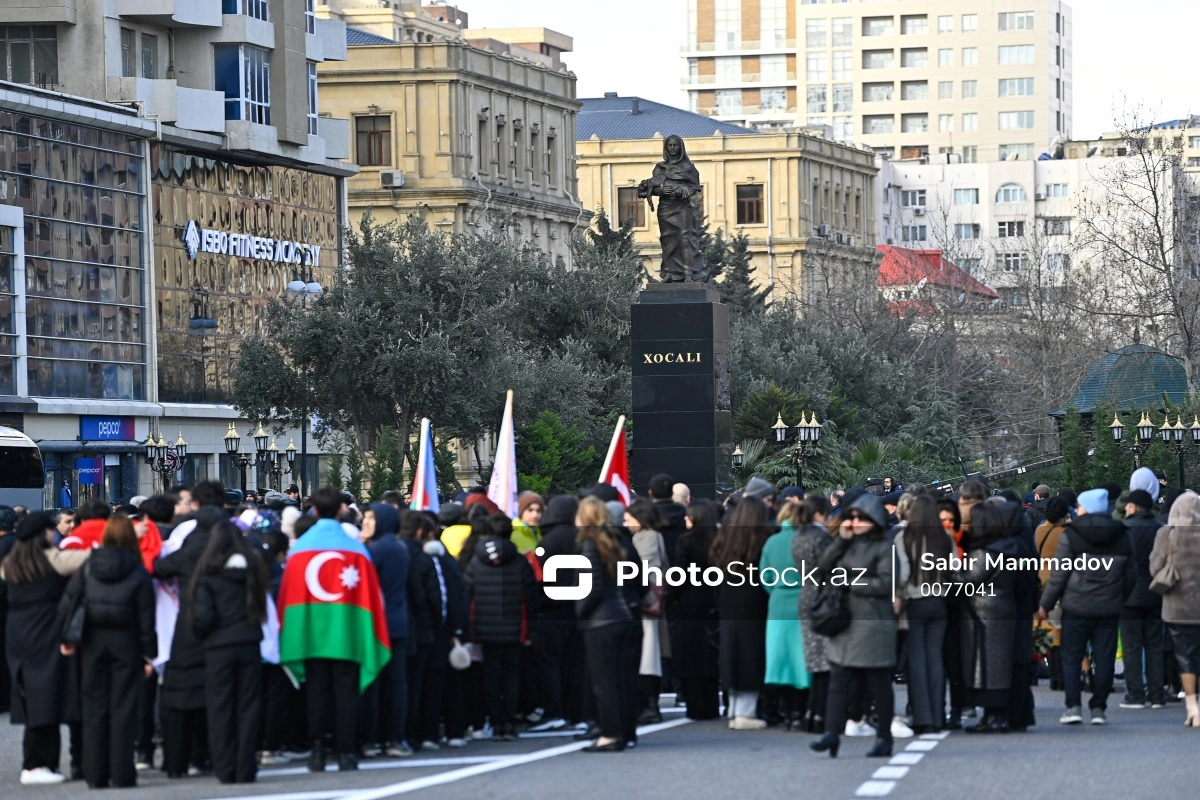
[
  {"x1": 259, "y1": 751, "x2": 290, "y2": 766},
  {"x1": 20, "y1": 768, "x2": 65, "y2": 786},
  {"x1": 844, "y1": 719, "x2": 877, "y2": 737},
  {"x1": 135, "y1": 760, "x2": 152, "y2": 771},
  {"x1": 446, "y1": 738, "x2": 468, "y2": 749},
  {"x1": 525, "y1": 707, "x2": 545, "y2": 724},
  {"x1": 728, "y1": 715, "x2": 768, "y2": 730},
  {"x1": 527, "y1": 717, "x2": 568, "y2": 732},
  {"x1": 470, "y1": 723, "x2": 494, "y2": 741},
  {"x1": 419, "y1": 740, "x2": 440, "y2": 751},
  {"x1": 890, "y1": 718, "x2": 914, "y2": 739}
]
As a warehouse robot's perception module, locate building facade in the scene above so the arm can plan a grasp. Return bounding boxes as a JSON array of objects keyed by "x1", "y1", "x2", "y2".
[
  {"x1": 577, "y1": 94, "x2": 879, "y2": 303},
  {"x1": 683, "y1": 0, "x2": 1073, "y2": 163},
  {"x1": 0, "y1": 0, "x2": 355, "y2": 506}
]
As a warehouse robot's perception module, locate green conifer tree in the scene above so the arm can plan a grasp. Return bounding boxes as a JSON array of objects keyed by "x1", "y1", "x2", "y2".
[{"x1": 1059, "y1": 408, "x2": 1090, "y2": 490}]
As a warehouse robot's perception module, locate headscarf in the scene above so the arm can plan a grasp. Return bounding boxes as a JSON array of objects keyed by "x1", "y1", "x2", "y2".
[{"x1": 1129, "y1": 466, "x2": 1161, "y2": 502}]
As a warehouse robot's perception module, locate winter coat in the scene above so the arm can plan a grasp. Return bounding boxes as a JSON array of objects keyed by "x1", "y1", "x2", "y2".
[
  {"x1": 1027, "y1": 498, "x2": 1049, "y2": 530},
  {"x1": 1149, "y1": 499, "x2": 1200, "y2": 625},
  {"x1": 3, "y1": 548, "x2": 89, "y2": 726},
  {"x1": 957, "y1": 536, "x2": 1018, "y2": 692},
  {"x1": 536, "y1": 496, "x2": 581, "y2": 617},
  {"x1": 655, "y1": 500, "x2": 689, "y2": 568},
  {"x1": 1123, "y1": 510, "x2": 1164, "y2": 610},
  {"x1": 464, "y1": 536, "x2": 537, "y2": 645},
  {"x1": 404, "y1": 537, "x2": 443, "y2": 646},
  {"x1": 575, "y1": 537, "x2": 631, "y2": 631},
  {"x1": 816, "y1": 531, "x2": 896, "y2": 669},
  {"x1": 440, "y1": 524, "x2": 472, "y2": 559},
  {"x1": 760, "y1": 522, "x2": 808, "y2": 688},
  {"x1": 1040, "y1": 513, "x2": 1135, "y2": 619},
  {"x1": 790, "y1": 522, "x2": 832, "y2": 673},
  {"x1": 59, "y1": 546, "x2": 155, "y2": 660},
  {"x1": 191, "y1": 554, "x2": 265, "y2": 649},
  {"x1": 1034, "y1": 520, "x2": 1069, "y2": 588},
  {"x1": 666, "y1": 530, "x2": 718, "y2": 680},
  {"x1": 510, "y1": 520, "x2": 541, "y2": 555},
  {"x1": 424, "y1": 540, "x2": 468, "y2": 638},
  {"x1": 716, "y1": 571, "x2": 768, "y2": 692},
  {"x1": 367, "y1": 504, "x2": 410, "y2": 640},
  {"x1": 633, "y1": 527, "x2": 671, "y2": 669},
  {"x1": 59, "y1": 517, "x2": 105, "y2": 551}
]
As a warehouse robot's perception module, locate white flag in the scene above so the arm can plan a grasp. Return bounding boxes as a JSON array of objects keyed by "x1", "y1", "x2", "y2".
[{"x1": 487, "y1": 389, "x2": 519, "y2": 517}]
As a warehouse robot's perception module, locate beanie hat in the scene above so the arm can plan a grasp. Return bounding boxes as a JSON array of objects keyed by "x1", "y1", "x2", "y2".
[
  {"x1": 1130, "y1": 466, "x2": 1161, "y2": 502},
  {"x1": 743, "y1": 477, "x2": 775, "y2": 501},
  {"x1": 1127, "y1": 489, "x2": 1154, "y2": 510},
  {"x1": 586, "y1": 483, "x2": 620, "y2": 504},
  {"x1": 15, "y1": 511, "x2": 55, "y2": 542},
  {"x1": 517, "y1": 491, "x2": 544, "y2": 518},
  {"x1": 1044, "y1": 496, "x2": 1070, "y2": 524},
  {"x1": 605, "y1": 500, "x2": 626, "y2": 527},
  {"x1": 1077, "y1": 488, "x2": 1109, "y2": 515},
  {"x1": 1034, "y1": 484, "x2": 1052, "y2": 498}
]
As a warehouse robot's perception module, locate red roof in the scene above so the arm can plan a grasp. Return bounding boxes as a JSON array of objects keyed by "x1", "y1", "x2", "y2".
[{"x1": 876, "y1": 246, "x2": 999, "y2": 299}]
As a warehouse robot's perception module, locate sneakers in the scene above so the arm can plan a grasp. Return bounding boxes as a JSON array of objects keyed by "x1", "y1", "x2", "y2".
[
  {"x1": 525, "y1": 707, "x2": 545, "y2": 725},
  {"x1": 1090, "y1": 709, "x2": 1107, "y2": 725},
  {"x1": 1151, "y1": 702, "x2": 1167, "y2": 709},
  {"x1": 470, "y1": 724, "x2": 494, "y2": 741},
  {"x1": 890, "y1": 718, "x2": 914, "y2": 739},
  {"x1": 1119, "y1": 696, "x2": 1147, "y2": 709},
  {"x1": 384, "y1": 743, "x2": 413, "y2": 758},
  {"x1": 20, "y1": 768, "x2": 65, "y2": 786},
  {"x1": 527, "y1": 717, "x2": 569, "y2": 733},
  {"x1": 728, "y1": 716, "x2": 768, "y2": 730},
  {"x1": 135, "y1": 759, "x2": 152, "y2": 772},
  {"x1": 419, "y1": 741, "x2": 440, "y2": 751},
  {"x1": 446, "y1": 738, "x2": 468, "y2": 749},
  {"x1": 844, "y1": 719, "x2": 877, "y2": 737},
  {"x1": 1060, "y1": 707, "x2": 1083, "y2": 724},
  {"x1": 259, "y1": 751, "x2": 290, "y2": 766}
]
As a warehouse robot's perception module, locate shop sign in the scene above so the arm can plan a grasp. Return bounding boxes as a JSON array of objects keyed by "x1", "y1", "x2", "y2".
[
  {"x1": 182, "y1": 220, "x2": 323, "y2": 266},
  {"x1": 76, "y1": 457, "x2": 104, "y2": 486},
  {"x1": 81, "y1": 416, "x2": 136, "y2": 441}
]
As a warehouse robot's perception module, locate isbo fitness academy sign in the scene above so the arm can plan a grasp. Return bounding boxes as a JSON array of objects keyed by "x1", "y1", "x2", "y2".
[{"x1": 182, "y1": 220, "x2": 323, "y2": 266}]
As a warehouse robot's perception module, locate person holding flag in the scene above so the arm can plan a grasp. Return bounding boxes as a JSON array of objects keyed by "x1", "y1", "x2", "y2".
[{"x1": 277, "y1": 487, "x2": 390, "y2": 773}]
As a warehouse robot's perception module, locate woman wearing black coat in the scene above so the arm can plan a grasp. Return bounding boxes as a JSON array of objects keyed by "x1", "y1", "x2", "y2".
[
  {"x1": 191, "y1": 521, "x2": 269, "y2": 784},
  {"x1": 2, "y1": 512, "x2": 89, "y2": 786},
  {"x1": 668, "y1": 500, "x2": 721, "y2": 720},
  {"x1": 59, "y1": 515, "x2": 155, "y2": 789}
]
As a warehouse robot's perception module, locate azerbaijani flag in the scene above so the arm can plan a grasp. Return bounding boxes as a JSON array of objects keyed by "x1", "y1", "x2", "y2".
[
  {"x1": 410, "y1": 417, "x2": 440, "y2": 513},
  {"x1": 487, "y1": 389, "x2": 519, "y2": 517},
  {"x1": 277, "y1": 518, "x2": 390, "y2": 691}
]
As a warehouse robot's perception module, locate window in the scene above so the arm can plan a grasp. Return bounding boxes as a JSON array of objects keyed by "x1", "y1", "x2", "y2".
[
  {"x1": 999, "y1": 78, "x2": 1035, "y2": 97},
  {"x1": 961, "y1": 14, "x2": 978, "y2": 32},
  {"x1": 1046, "y1": 253, "x2": 1070, "y2": 273},
  {"x1": 863, "y1": 82, "x2": 893, "y2": 102},
  {"x1": 761, "y1": 87, "x2": 787, "y2": 110},
  {"x1": 901, "y1": 113, "x2": 928, "y2": 133},
  {"x1": 901, "y1": 48, "x2": 927, "y2": 68},
  {"x1": 761, "y1": 54, "x2": 787, "y2": 81},
  {"x1": 808, "y1": 115, "x2": 830, "y2": 126},
  {"x1": 901, "y1": 81, "x2": 928, "y2": 101},
  {"x1": 714, "y1": 0, "x2": 741, "y2": 50},
  {"x1": 760, "y1": 0, "x2": 787, "y2": 47},
  {"x1": 961, "y1": 112, "x2": 978, "y2": 131},
  {"x1": 306, "y1": 0, "x2": 316, "y2": 34},
  {"x1": 617, "y1": 187, "x2": 645, "y2": 227},
  {"x1": 1000, "y1": 252, "x2": 1027, "y2": 272},
  {"x1": 477, "y1": 117, "x2": 488, "y2": 168},
  {"x1": 0, "y1": 25, "x2": 59, "y2": 86},
  {"x1": 547, "y1": 134, "x2": 558, "y2": 185},
  {"x1": 901, "y1": 15, "x2": 928, "y2": 36},
  {"x1": 938, "y1": 114, "x2": 953, "y2": 132},
  {"x1": 996, "y1": 183, "x2": 1027, "y2": 203},
  {"x1": 833, "y1": 83, "x2": 853, "y2": 112},
  {"x1": 356, "y1": 116, "x2": 391, "y2": 166},
  {"x1": 716, "y1": 56, "x2": 740, "y2": 81},
  {"x1": 864, "y1": 114, "x2": 894, "y2": 134},
  {"x1": 1045, "y1": 183, "x2": 1069, "y2": 198},
  {"x1": 141, "y1": 33, "x2": 158, "y2": 79},
  {"x1": 938, "y1": 48, "x2": 953, "y2": 67},
  {"x1": 962, "y1": 80, "x2": 977, "y2": 98},
  {"x1": 999, "y1": 143, "x2": 1035, "y2": 160},
  {"x1": 236, "y1": 0, "x2": 269, "y2": 21},
  {"x1": 863, "y1": 50, "x2": 893, "y2": 69},
  {"x1": 999, "y1": 11, "x2": 1035, "y2": 31},
  {"x1": 999, "y1": 111, "x2": 1035, "y2": 130},
  {"x1": 833, "y1": 115, "x2": 853, "y2": 142},
  {"x1": 863, "y1": 17, "x2": 894, "y2": 37},
  {"x1": 938, "y1": 15, "x2": 953, "y2": 34},
  {"x1": 962, "y1": 146, "x2": 977, "y2": 163},
  {"x1": 737, "y1": 184, "x2": 764, "y2": 225},
  {"x1": 934, "y1": 82, "x2": 951, "y2": 100},
  {"x1": 955, "y1": 223, "x2": 980, "y2": 239},
  {"x1": 214, "y1": 44, "x2": 271, "y2": 125},
  {"x1": 900, "y1": 189, "x2": 926, "y2": 207},
  {"x1": 1190, "y1": 136, "x2": 1200, "y2": 148},
  {"x1": 807, "y1": 19, "x2": 828, "y2": 47},
  {"x1": 997, "y1": 220, "x2": 1025, "y2": 238},
  {"x1": 902, "y1": 225, "x2": 927, "y2": 242},
  {"x1": 961, "y1": 47, "x2": 978, "y2": 66},
  {"x1": 807, "y1": 52, "x2": 827, "y2": 81},
  {"x1": 121, "y1": 29, "x2": 136, "y2": 78},
  {"x1": 953, "y1": 188, "x2": 979, "y2": 205},
  {"x1": 999, "y1": 45, "x2": 1035, "y2": 64},
  {"x1": 832, "y1": 51, "x2": 852, "y2": 79},
  {"x1": 807, "y1": 85, "x2": 827, "y2": 113},
  {"x1": 1044, "y1": 218, "x2": 1071, "y2": 235},
  {"x1": 716, "y1": 89, "x2": 741, "y2": 114},
  {"x1": 832, "y1": 17, "x2": 853, "y2": 46},
  {"x1": 306, "y1": 61, "x2": 318, "y2": 135}
]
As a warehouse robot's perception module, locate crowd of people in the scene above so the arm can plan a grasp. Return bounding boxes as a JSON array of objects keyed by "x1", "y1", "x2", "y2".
[{"x1": 2, "y1": 463, "x2": 1200, "y2": 786}]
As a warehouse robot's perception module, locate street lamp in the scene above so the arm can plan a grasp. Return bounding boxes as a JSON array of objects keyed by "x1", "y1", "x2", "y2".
[
  {"x1": 1114, "y1": 412, "x2": 1166, "y2": 469},
  {"x1": 1158, "y1": 414, "x2": 1200, "y2": 489},
  {"x1": 224, "y1": 423, "x2": 255, "y2": 496},
  {"x1": 772, "y1": 412, "x2": 789, "y2": 444},
  {"x1": 771, "y1": 411, "x2": 823, "y2": 489},
  {"x1": 286, "y1": 272, "x2": 323, "y2": 497},
  {"x1": 731, "y1": 445, "x2": 744, "y2": 471},
  {"x1": 144, "y1": 429, "x2": 188, "y2": 492}
]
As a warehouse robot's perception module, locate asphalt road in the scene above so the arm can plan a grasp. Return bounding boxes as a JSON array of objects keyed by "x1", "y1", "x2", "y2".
[{"x1": 2, "y1": 686, "x2": 1197, "y2": 799}]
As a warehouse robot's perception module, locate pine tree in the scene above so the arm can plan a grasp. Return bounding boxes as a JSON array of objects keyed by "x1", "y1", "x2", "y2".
[
  {"x1": 1089, "y1": 404, "x2": 1133, "y2": 488},
  {"x1": 367, "y1": 426, "x2": 400, "y2": 499},
  {"x1": 696, "y1": 209, "x2": 729, "y2": 283},
  {"x1": 719, "y1": 231, "x2": 772, "y2": 318},
  {"x1": 1059, "y1": 408, "x2": 1090, "y2": 490},
  {"x1": 733, "y1": 384, "x2": 810, "y2": 443},
  {"x1": 345, "y1": 442, "x2": 366, "y2": 506},
  {"x1": 587, "y1": 207, "x2": 637, "y2": 260}
]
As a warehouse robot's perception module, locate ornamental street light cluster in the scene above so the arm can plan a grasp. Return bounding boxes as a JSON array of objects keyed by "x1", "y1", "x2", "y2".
[
  {"x1": 224, "y1": 422, "x2": 297, "y2": 495},
  {"x1": 144, "y1": 430, "x2": 188, "y2": 491},
  {"x1": 1110, "y1": 412, "x2": 1200, "y2": 484},
  {"x1": 774, "y1": 410, "x2": 823, "y2": 489}
]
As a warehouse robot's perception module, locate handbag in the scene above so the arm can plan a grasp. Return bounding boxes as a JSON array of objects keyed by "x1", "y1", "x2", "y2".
[
  {"x1": 448, "y1": 637, "x2": 472, "y2": 671},
  {"x1": 808, "y1": 584, "x2": 851, "y2": 637},
  {"x1": 1150, "y1": 531, "x2": 1180, "y2": 595},
  {"x1": 640, "y1": 533, "x2": 669, "y2": 617},
  {"x1": 61, "y1": 564, "x2": 90, "y2": 645}
]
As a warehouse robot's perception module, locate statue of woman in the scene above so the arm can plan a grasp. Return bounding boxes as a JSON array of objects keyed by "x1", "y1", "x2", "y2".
[{"x1": 638, "y1": 135, "x2": 707, "y2": 283}]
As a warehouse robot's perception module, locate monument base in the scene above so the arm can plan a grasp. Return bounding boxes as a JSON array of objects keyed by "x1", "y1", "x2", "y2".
[{"x1": 630, "y1": 284, "x2": 732, "y2": 500}]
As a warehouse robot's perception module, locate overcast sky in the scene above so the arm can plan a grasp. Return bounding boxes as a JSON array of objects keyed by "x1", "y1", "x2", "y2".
[{"x1": 465, "y1": 0, "x2": 1194, "y2": 136}]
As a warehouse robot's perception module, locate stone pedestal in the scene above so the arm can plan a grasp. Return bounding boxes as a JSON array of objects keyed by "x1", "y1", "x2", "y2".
[{"x1": 630, "y1": 284, "x2": 732, "y2": 500}]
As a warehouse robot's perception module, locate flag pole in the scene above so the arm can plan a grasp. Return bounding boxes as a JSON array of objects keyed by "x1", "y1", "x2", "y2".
[{"x1": 599, "y1": 414, "x2": 626, "y2": 482}]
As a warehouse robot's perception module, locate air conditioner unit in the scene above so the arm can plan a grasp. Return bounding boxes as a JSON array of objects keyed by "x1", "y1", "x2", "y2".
[
  {"x1": 886, "y1": 237, "x2": 895, "y2": 245},
  {"x1": 1035, "y1": 192, "x2": 1045, "y2": 201},
  {"x1": 380, "y1": 170, "x2": 405, "y2": 188},
  {"x1": 912, "y1": 206, "x2": 926, "y2": 216},
  {"x1": 818, "y1": 223, "x2": 831, "y2": 237}
]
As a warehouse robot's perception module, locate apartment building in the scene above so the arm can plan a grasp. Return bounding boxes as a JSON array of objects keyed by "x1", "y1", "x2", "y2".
[
  {"x1": 683, "y1": 0, "x2": 1073, "y2": 162},
  {"x1": 1081, "y1": 116, "x2": 1200, "y2": 170},
  {"x1": 576, "y1": 94, "x2": 879, "y2": 304},
  {"x1": 0, "y1": 1, "x2": 354, "y2": 503}
]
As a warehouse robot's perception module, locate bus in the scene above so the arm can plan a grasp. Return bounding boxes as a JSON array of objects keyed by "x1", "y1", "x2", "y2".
[{"x1": 0, "y1": 426, "x2": 45, "y2": 511}]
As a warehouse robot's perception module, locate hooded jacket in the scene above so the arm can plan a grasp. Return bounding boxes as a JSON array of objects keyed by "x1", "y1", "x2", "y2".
[
  {"x1": 1123, "y1": 509, "x2": 1164, "y2": 609},
  {"x1": 654, "y1": 498, "x2": 688, "y2": 568},
  {"x1": 59, "y1": 517, "x2": 106, "y2": 551},
  {"x1": 191, "y1": 553, "x2": 265, "y2": 649},
  {"x1": 464, "y1": 536, "x2": 537, "y2": 644},
  {"x1": 59, "y1": 546, "x2": 155, "y2": 659},
  {"x1": 536, "y1": 496, "x2": 581, "y2": 615},
  {"x1": 367, "y1": 503, "x2": 410, "y2": 640},
  {"x1": 404, "y1": 535, "x2": 443, "y2": 645},
  {"x1": 424, "y1": 539, "x2": 468, "y2": 638},
  {"x1": 1040, "y1": 512, "x2": 1135, "y2": 618},
  {"x1": 1150, "y1": 494, "x2": 1200, "y2": 624}
]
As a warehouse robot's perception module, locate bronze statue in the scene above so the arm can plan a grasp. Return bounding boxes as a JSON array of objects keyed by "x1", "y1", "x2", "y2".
[{"x1": 638, "y1": 135, "x2": 707, "y2": 283}]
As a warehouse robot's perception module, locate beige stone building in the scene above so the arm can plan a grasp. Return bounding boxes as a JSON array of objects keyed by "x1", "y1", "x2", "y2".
[
  {"x1": 576, "y1": 94, "x2": 878, "y2": 301},
  {"x1": 683, "y1": 0, "x2": 1073, "y2": 163}
]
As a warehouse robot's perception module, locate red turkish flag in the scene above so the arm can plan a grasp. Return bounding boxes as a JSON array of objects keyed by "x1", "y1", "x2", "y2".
[{"x1": 599, "y1": 416, "x2": 632, "y2": 506}]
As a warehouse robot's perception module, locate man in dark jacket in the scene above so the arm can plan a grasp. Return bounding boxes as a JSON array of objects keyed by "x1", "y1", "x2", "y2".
[
  {"x1": 1118, "y1": 489, "x2": 1166, "y2": 708},
  {"x1": 533, "y1": 496, "x2": 584, "y2": 731},
  {"x1": 363, "y1": 503, "x2": 411, "y2": 756},
  {"x1": 648, "y1": 474, "x2": 688, "y2": 568},
  {"x1": 1038, "y1": 488, "x2": 1136, "y2": 726},
  {"x1": 464, "y1": 515, "x2": 537, "y2": 741},
  {"x1": 1026, "y1": 485, "x2": 1052, "y2": 529},
  {"x1": 398, "y1": 510, "x2": 443, "y2": 748}
]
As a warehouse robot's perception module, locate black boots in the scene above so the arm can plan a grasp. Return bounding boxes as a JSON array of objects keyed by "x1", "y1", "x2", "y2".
[
  {"x1": 308, "y1": 740, "x2": 326, "y2": 773},
  {"x1": 809, "y1": 733, "x2": 840, "y2": 758},
  {"x1": 338, "y1": 753, "x2": 358, "y2": 771},
  {"x1": 965, "y1": 712, "x2": 1009, "y2": 734},
  {"x1": 866, "y1": 738, "x2": 893, "y2": 758}
]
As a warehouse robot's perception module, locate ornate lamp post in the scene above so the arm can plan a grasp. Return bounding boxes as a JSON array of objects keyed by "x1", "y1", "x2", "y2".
[
  {"x1": 731, "y1": 444, "x2": 744, "y2": 471},
  {"x1": 144, "y1": 429, "x2": 188, "y2": 492},
  {"x1": 1110, "y1": 412, "x2": 1157, "y2": 468},
  {"x1": 1157, "y1": 414, "x2": 1200, "y2": 489},
  {"x1": 772, "y1": 411, "x2": 823, "y2": 489},
  {"x1": 225, "y1": 423, "x2": 267, "y2": 497}
]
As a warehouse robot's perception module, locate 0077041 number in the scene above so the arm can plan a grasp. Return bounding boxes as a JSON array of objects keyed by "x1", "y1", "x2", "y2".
[{"x1": 919, "y1": 582, "x2": 995, "y2": 597}]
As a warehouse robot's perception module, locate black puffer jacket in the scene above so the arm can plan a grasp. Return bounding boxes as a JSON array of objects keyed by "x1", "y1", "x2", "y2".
[
  {"x1": 536, "y1": 496, "x2": 580, "y2": 616},
  {"x1": 464, "y1": 536, "x2": 537, "y2": 644},
  {"x1": 1040, "y1": 513, "x2": 1135, "y2": 618},
  {"x1": 655, "y1": 499, "x2": 688, "y2": 568},
  {"x1": 404, "y1": 537, "x2": 443, "y2": 646},
  {"x1": 1123, "y1": 510, "x2": 1163, "y2": 609},
  {"x1": 192, "y1": 554, "x2": 265, "y2": 649},
  {"x1": 59, "y1": 547, "x2": 155, "y2": 659}
]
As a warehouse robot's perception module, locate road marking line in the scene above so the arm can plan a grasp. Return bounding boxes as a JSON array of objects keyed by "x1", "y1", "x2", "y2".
[
  {"x1": 258, "y1": 756, "x2": 502, "y2": 778},
  {"x1": 855, "y1": 780, "x2": 896, "y2": 797},
  {"x1": 904, "y1": 740, "x2": 939, "y2": 751},
  {"x1": 872, "y1": 766, "x2": 910, "y2": 779},
  {"x1": 918, "y1": 731, "x2": 950, "y2": 740},
  {"x1": 888, "y1": 752, "x2": 924, "y2": 765}
]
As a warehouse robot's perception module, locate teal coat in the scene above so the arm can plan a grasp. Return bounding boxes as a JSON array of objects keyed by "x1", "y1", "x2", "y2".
[{"x1": 759, "y1": 522, "x2": 809, "y2": 689}]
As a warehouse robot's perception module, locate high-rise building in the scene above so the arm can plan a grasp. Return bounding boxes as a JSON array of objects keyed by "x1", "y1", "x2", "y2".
[{"x1": 683, "y1": 0, "x2": 1073, "y2": 162}]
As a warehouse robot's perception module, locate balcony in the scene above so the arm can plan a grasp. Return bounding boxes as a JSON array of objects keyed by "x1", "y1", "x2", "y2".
[
  {"x1": 115, "y1": 0, "x2": 222, "y2": 27},
  {"x1": 682, "y1": 72, "x2": 797, "y2": 86},
  {"x1": 307, "y1": 17, "x2": 347, "y2": 63},
  {"x1": 0, "y1": 0, "x2": 76, "y2": 24},
  {"x1": 317, "y1": 116, "x2": 350, "y2": 160},
  {"x1": 105, "y1": 77, "x2": 225, "y2": 133}
]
